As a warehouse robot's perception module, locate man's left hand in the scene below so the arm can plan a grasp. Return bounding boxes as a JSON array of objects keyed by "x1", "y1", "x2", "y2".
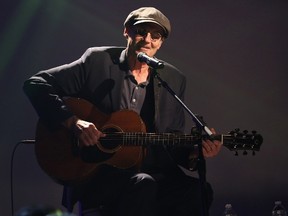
[{"x1": 202, "y1": 128, "x2": 222, "y2": 158}]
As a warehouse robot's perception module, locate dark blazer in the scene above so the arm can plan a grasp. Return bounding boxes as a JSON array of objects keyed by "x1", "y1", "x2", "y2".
[
  {"x1": 23, "y1": 46, "x2": 189, "y2": 210},
  {"x1": 23, "y1": 46, "x2": 186, "y2": 133}
]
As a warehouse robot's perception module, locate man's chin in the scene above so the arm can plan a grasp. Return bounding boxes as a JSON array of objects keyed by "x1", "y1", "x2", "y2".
[{"x1": 138, "y1": 48, "x2": 152, "y2": 56}]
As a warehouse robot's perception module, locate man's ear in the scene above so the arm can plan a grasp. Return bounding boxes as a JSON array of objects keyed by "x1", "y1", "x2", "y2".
[{"x1": 123, "y1": 27, "x2": 129, "y2": 39}]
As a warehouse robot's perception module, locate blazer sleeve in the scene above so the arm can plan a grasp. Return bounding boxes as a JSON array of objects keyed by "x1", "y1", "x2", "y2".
[{"x1": 22, "y1": 48, "x2": 104, "y2": 126}]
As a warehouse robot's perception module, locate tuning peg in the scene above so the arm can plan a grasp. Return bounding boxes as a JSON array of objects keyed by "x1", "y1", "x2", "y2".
[
  {"x1": 243, "y1": 130, "x2": 248, "y2": 134},
  {"x1": 252, "y1": 130, "x2": 257, "y2": 134},
  {"x1": 243, "y1": 150, "x2": 248, "y2": 155},
  {"x1": 252, "y1": 151, "x2": 256, "y2": 156},
  {"x1": 234, "y1": 151, "x2": 238, "y2": 156}
]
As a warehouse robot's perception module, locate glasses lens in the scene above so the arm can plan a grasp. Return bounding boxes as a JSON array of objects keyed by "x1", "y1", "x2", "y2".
[
  {"x1": 136, "y1": 29, "x2": 147, "y2": 37},
  {"x1": 134, "y1": 29, "x2": 162, "y2": 41},
  {"x1": 150, "y1": 32, "x2": 162, "y2": 40}
]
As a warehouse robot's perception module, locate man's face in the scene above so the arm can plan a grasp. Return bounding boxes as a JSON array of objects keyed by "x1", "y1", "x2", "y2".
[{"x1": 124, "y1": 23, "x2": 165, "y2": 57}]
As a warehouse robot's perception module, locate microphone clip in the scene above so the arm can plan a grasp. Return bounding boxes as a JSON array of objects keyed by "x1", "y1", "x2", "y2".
[{"x1": 137, "y1": 52, "x2": 164, "y2": 69}]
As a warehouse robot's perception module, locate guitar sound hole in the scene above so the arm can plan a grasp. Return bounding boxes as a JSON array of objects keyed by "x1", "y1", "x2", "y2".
[
  {"x1": 101, "y1": 127, "x2": 122, "y2": 151},
  {"x1": 81, "y1": 126, "x2": 122, "y2": 163}
]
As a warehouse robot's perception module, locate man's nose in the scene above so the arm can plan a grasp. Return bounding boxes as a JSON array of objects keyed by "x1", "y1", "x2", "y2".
[{"x1": 143, "y1": 32, "x2": 153, "y2": 42}]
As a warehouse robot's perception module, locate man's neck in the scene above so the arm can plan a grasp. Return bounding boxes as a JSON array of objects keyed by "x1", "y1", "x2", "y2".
[
  {"x1": 127, "y1": 52, "x2": 150, "y2": 84},
  {"x1": 132, "y1": 67, "x2": 150, "y2": 84}
]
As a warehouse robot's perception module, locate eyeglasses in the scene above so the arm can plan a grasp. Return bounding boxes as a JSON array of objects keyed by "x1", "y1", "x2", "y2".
[{"x1": 133, "y1": 28, "x2": 163, "y2": 42}]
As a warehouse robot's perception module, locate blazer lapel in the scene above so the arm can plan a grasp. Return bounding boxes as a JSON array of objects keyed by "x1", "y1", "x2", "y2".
[{"x1": 109, "y1": 49, "x2": 127, "y2": 111}]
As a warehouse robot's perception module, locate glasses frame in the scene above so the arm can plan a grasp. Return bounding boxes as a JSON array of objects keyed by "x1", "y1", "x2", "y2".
[{"x1": 133, "y1": 28, "x2": 163, "y2": 42}]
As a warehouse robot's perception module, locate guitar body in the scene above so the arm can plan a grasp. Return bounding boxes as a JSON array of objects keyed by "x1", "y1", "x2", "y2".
[{"x1": 35, "y1": 98, "x2": 147, "y2": 184}]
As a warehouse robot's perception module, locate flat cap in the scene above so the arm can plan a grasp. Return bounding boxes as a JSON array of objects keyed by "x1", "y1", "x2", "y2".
[{"x1": 124, "y1": 7, "x2": 171, "y2": 38}]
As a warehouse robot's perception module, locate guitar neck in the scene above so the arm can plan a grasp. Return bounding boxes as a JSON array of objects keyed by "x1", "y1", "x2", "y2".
[
  {"x1": 101, "y1": 132, "x2": 262, "y2": 152},
  {"x1": 122, "y1": 132, "x2": 201, "y2": 148}
]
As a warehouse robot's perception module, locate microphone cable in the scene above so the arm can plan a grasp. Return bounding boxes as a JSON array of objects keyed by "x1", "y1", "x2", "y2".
[{"x1": 10, "y1": 139, "x2": 35, "y2": 216}]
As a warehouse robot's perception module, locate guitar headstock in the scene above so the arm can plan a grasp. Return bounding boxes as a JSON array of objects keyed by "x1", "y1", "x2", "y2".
[{"x1": 222, "y1": 129, "x2": 263, "y2": 155}]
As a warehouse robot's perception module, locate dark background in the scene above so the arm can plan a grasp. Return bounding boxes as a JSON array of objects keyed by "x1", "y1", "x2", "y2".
[{"x1": 1, "y1": 0, "x2": 287, "y2": 215}]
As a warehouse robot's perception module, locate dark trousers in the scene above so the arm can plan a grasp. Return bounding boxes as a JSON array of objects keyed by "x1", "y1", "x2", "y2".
[
  {"x1": 156, "y1": 174, "x2": 213, "y2": 216},
  {"x1": 64, "y1": 167, "x2": 213, "y2": 216}
]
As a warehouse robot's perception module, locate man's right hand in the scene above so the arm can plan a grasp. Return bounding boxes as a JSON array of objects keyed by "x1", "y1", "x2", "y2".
[{"x1": 63, "y1": 116, "x2": 105, "y2": 146}]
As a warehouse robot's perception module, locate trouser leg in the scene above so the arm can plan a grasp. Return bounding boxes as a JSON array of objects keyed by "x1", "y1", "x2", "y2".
[
  {"x1": 78, "y1": 169, "x2": 158, "y2": 216},
  {"x1": 156, "y1": 176, "x2": 214, "y2": 216}
]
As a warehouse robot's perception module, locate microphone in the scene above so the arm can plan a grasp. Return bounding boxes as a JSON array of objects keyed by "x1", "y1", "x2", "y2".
[{"x1": 137, "y1": 52, "x2": 164, "y2": 69}]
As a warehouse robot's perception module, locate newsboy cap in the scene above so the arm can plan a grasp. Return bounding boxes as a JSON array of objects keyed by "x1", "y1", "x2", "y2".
[{"x1": 124, "y1": 7, "x2": 171, "y2": 38}]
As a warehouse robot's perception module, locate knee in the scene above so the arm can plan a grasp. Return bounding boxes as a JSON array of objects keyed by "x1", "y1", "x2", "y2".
[
  {"x1": 131, "y1": 173, "x2": 157, "y2": 191},
  {"x1": 133, "y1": 173, "x2": 156, "y2": 183}
]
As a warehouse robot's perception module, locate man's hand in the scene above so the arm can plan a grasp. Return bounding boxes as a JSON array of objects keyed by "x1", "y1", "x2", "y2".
[
  {"x1": 63, "y1": 116, "x2": 105, "y2": 146},
  {"x1": 202, "y1": 128, "x2": 222, "y2": 157}
]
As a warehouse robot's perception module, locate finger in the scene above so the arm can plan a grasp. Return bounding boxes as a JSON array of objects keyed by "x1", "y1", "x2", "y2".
[
  {"x1": 81, "y1": 135, "x2": 92, "y2": 146},
  {"x1": 202, "y1": 148, "x2": 210, "y2": 157},
  {"x1": 202, "y1": 139, "x2": 219, "y2": 157},
  {"x1": 210, "y1": 128, "x2": 216, "y2": 135},
  {"x1": 202, "y1": 140, "x2": 213, "y2": 155},
  {"x1": 203, "y1": 147, "x2": 214, "y2": 157},
  {"x1": 78, "y1": 125, "x2": 99, "y2": 146},
  {"x1": 86, "y1": 125, "x2": 105, "y2": 145}
]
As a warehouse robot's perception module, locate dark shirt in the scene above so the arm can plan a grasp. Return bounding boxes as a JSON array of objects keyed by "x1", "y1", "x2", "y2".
[{"x1": 120, "y1": 70, "x2": 149, "y2": 114}]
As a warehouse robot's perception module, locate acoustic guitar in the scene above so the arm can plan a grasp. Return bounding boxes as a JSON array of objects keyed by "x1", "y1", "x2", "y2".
[{"x1": 35, "y1": 98, "x2": 263, "y2": 184}]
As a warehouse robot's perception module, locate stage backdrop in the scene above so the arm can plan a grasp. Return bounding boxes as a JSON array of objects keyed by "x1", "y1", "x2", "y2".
[{"x1": 1, "y1": 0, "x2": 287, "y2": 215}]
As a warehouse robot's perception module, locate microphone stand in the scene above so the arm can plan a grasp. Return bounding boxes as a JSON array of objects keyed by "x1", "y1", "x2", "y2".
[{"x1": 151, "y1": 67, "x2": 212, "y2": 216}]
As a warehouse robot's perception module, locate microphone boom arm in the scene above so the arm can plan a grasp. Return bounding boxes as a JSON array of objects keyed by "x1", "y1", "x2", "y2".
[
  {"x1": 151, "y1": 68, "x2": 213, "y2": 136},
  {"x1": 151, "y1": 67, "x2": 211, "y2": 216}
]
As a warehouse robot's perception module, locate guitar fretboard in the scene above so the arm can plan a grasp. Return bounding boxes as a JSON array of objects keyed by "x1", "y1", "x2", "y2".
[{"x1": 101, "y1": 132, "x2": 201, "y2": 148}]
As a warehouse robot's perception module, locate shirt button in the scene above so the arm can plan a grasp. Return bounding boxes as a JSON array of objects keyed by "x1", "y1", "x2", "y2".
[{"x1": 132, "y1": 98, "x2": 136, "y2": 103}]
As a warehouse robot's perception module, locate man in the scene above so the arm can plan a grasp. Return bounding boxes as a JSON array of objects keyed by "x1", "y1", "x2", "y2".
[{"x1": 23, "y1": 7, "x2": 221, "y2": 216}]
